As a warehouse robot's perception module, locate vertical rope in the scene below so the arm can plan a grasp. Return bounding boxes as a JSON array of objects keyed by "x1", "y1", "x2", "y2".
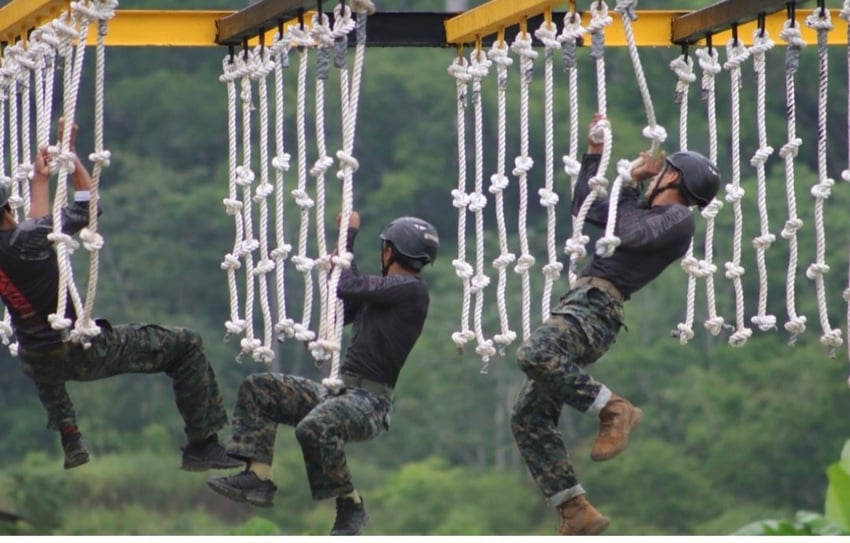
[
  {"x1": 749, "y1": 27, "x2": 777, "y2": 333},
  {"x1": 536, "y1": 18, "x2": 563, "y2": 321},
  {"x1": 778, "y1": 15, "x2": 807, "y2": 344},
  {"x1": 271, "y1": 29, "x2": 295, "y2": 341},
  {"x1": 723, "y1": 36, "x2": 752, "y2": 347},
  {"x1": 468, "y1": 47, "x2": 496, "y2": 371},
  {"x1": 840, "y1": 2, "x2": 850, "y2": 384},
  {"x1": 323, "y1": 0, "x2": 374, "y2": 392},
  {"x1": 449, "y1": 55, "x2": 475, "y2": 352},
  {"x1": 0, "y1": 54, "x2": 14, "y2": 351},
  {"x1": 558, "y1": 8, "x2": 586, "y2": 288},
  {"x1": 670, "y1": 52, "x2": 699, "y2": 344},
  {"x1": 486, "y1": 38, "x2": 516, "y2": 350},
  {"x1": 695, "y1": 46, "x2": 725, "y2": 337},
  {"x1": 73, "y1": 0, "x2": 117, "y2": 348},
  {"x1": 806, "y1": 7, "x2": 843, "y2": 354},
  {"x1": 511, "y1": 29, "x2": 537, "y2": 341},
  {"x1": 220, "y1": 54, "x2": 247, "y2": 342}
]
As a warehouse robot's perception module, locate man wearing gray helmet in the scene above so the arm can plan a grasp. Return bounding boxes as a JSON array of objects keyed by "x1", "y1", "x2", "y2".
[
  {"x1": 208, "y1": 211, "x2": 438, "y2": 536},
  {"x1": 511, "y1": 113, "x2": 720, "y2": 535}
]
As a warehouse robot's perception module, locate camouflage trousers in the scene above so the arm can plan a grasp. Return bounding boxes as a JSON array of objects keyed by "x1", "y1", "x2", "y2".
[
  {"x1": 511, "y1": 285, "x2": 624, "y2": 507},
  {"x1": 227, "y1": 372, "x2": 392, "y2": 501},
  {"x1": 18, "y1": 323, "x2": 229, "y2": 443}
]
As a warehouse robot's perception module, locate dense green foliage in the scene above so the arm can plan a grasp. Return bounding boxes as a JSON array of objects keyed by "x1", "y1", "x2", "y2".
[{"x1": 0, "y1": 0, "x2": 849, "y2": 535}]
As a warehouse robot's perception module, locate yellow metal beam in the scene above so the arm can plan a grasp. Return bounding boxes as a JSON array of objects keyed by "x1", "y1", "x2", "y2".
[
  {"x1": 1, "y1": 8, "x2": 849, "y2": 48},
  {"x1": 444, "y1": 0, "x2": 565, "y2": 45},
  {"x1": 0, "y1": 0, "x2": 67, "y2": 44}
]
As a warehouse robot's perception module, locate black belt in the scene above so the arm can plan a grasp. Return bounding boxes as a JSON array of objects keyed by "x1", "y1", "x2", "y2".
[
  {"x1": 574, "y1": 276, "x2": 624, "y2": 303},
  {"x1": 340, "y1": 373, "x2": 394, "y2": 399},
  {"x1": 18, "y1": 342, "x2": 74, "y2": 360}
]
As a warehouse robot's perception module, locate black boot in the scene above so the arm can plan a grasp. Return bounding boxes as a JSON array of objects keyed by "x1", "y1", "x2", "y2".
[
  {"x1": 331, "y1": 496, "x2": 369, "y2": 535},
  {"x1": 181, "y1": 435, "x2": 243, "y2": 472},
  {"x1": 207, "y1": 470, "x2": 278, "y2": 507},
  {"x1": 60, "y1": 427, "x2": 90, "y2": 469}
]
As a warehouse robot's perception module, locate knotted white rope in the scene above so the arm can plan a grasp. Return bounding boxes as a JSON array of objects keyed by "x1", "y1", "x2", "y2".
[
  {"x1": 220, "y1": 54, "x2": 248, "y2": 341},
  {"x1": 669, "y1": 51, "x2": 698, "y2": 344},
  {"x1": 449, "y1": 55, "x2": 475, "y2": 352},
  {"x1": 248, "y1": 46, "x2": 277, "y2": 364},
  {"x1": 308, "y1": 11, "x2": 337, "y2": 364},
  {"x1": 694, "y1": 46, "x2": 725, "y2": 337},
  {"x1": 47, "y1": 7, "x2": 90, "y2": 339},
  {"x1": 778, "y1": 16, "x2": 807, "y2": 344},
  {"x1": 323, "y1": 1, "x2": 374, "y2": 394},
  {"x1": 290, "y1": 25, "x2": 318, "y2": 346},
  {"x1": 3, "y1": 44, "x2": 29, "y2": 223},
  {"x1": 468, "y1": 48, "x2": 496, "y2": 371},
  {"x1": 271, "y1": 28, "x2": 295, "y2": 341},
  {"x1": 558, "y1": 8, "x2": 587, "y2": 288},
  {"x1": 565, "y1": 1, "x2": 612, "y2": 273},
  {"x1": 0, "y1": 56, "x2": 14, "y2": 352},
  {"x1": 72, "y1": 0, "x2": 117, "y2": 348},
  {"x1": 749, "y1": 27, "x2": 777, "y2": 334},
  {"x1": 486, "y1": 38, "x2": 517, "y2": 350},
  {"x1": 510, "y1": 29, "x2": 537, "y2": 342},
  {"x1": 537, "y1": 15, "x2": 564, "y2": 320},
  {"x1": 723, "y1": 36, "x2": 752, "y2": 347},
  {"x1": 806, "y1": 6, "x2": 843, "y2": 354}
]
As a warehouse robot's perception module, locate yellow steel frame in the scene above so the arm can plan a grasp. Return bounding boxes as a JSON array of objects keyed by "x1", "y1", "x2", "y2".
[{"x1": 0, "y1": 4, "x2": 847, "y2": 48}]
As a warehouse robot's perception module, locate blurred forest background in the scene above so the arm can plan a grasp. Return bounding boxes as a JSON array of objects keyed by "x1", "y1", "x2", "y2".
[{"x1": 0, "y1": 0, "x2": 849, "y2": 536}]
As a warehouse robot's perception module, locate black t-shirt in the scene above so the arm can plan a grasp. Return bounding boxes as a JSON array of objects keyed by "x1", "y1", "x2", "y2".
[
  {"x1": 571, "y1": 153, "x2": 695, "y2": 299},
  {"x1": 336, "y1": 229, "x2": 429, "y2": 388},
  {"x1": 0, "y1": 202, "x2": 93, "y2": 350}
]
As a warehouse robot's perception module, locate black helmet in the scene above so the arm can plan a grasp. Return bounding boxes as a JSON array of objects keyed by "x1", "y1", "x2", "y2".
[
  {"x1": 666, "y1": 151, "x2": 720, "y2": 208},
  {"x1": 379, "y1": 216, "x2": 439, "y2": 271}
]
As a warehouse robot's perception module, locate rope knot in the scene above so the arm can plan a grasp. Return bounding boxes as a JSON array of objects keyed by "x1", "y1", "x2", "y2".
[
  {"x1": 47, "y1": 232, "x2": 79, "y2": 252},
  {"x1": 780, "y1": 137, "x2": 802, "y2": 159},
  {"x1": 805, "y1": 9, "x2": 834, "y2": 31},
  {"x1": 749, "y1": 145, "x2": 774, "y2": 166},
  {"x1": 514, "y1": 254, "x2": 535, "y2": 273},
  {"x1": 224, "y1": 319, "x2": 246, "y2": 335},
  {"x1": 291, "y1": 255, "x2": 316, "y2": 273},
  {"x1": 470, "y1": 273, "x2": 490, "y2": 292},
  {"x1": 542, "y1": 262, "x2": 563, "y2": 279},
  {"x1": 271, "y1": 244, "x2": 293, "y2": 260},
  {"x1": 752, "y1": 233, "x2": 775, "y2": 250},
  {"x1": 820, "y1": 329, "x2": 843, "y2": 349},
  {"x1": 448, "y1": 58, "x2": 472, "y2": 83},
  {"x1": 310, "y1": 155, "x2": 335, "y2": 177},
  {"x1": 80, "y1": 228, "x2": 104, "y2": 251},
  {"x1": 784, "y1": 316, "x2": 807, "y2": 336},
  {"x1": 451, "y1": 189, "x2": 470, "y2": 209},
  {"x1": 451, "y1": 330, "x2": 476, "y2": 348},
  {"x1": 673, "y1": 323, "x2": 695, "y2": 344},
  {"x1": 492, "y1": 252, "x2": 516, "y2": 270},
  {"x1": 452, "y1": 259, "x2": 474, "y2": 279},
  {"x1": 293, "y1": 323, "x2": 316, "y2": 343},
  {"x1": 239, "y1": 238, "x2": 259, "y2": 256},
  {"x1": 493, "y1": 330, "x2": 517, "y2": 346},
  {"x1": 704, "y1": 316, "x2": 726, "y2": 336},
  {"x1": 729, "y1": 327, "x2": 753, "y2": 347},
  {"x1": 221, "y1": 253, "x2": 241, "y2": 271},
  {"x1": 811, "y1": 178, "x2": 835, "y2": 200},
  {"x1": 487, "y1": 42, "x2": 513, "y2": 67},
  {"x1": 512, "y1": 156, "x2": 534, "y2": 177},
  {"x1": 253, "y1": 258, "x2": 275, "y2": 275},
  {"x1": 534, "y1": 21, "x2": 561, "y2": 50},
  {"x1": 235, "y1": 165, "x2": 255, "y2": 186},
  {"x1": 291, "y1": 189, "x2": 315, "y2": 209},
  {"x1": 275, "y1": 318, "x2": 296, "y2": 339},
  {"x1": 564, "y1": 235, "x2": 589, "y2": 259},
  {"x1": 595, "y1": 236, "x2": 621, "y2": 258},
  {"x1": 335, "y1": 150, "x2": 360, "y2": 176},
  {"x1": 724, "y1": 184, "x2": 745, "y2": 203},
  {"x1": 272, "y1": 153, "x2": 291, "y2": 172},
  {"x1": 562, "y1": 155, "x2": 580, "y2": 177},
  {"x1": 806, "y1": 262, "x2": 830, "y2": 279},
  {"x1": 588, "y1": 176, "x2": 608, "y2": 195},
  {"x1": 332, "y1": 251, "x2": 354, "y2": 269},
  {"x1": 222, "y1": 198, "x2": 243, "y2": 215},
  {"x1": 489, "y1": 174, "x2": 509, "y2": 193},
  {"x1": 724, "y1": 261, "x2": 745, "y2": 279},
  {"x1": 700, "y1": 198, "x2": 723, "y2": 219},
  {"x1": 253, "y1": 182, "x2": 274, "y2": 201},
  {"x1": 538, "y1": 188, "x2": 559, "y2": 208},
  {"x1": 751, "y1": 314, "x2": 777, "y2": 332},
  {"x1": 48, "y1": 313, "x2": 72, "y2": 331},
  {"x1": 642, "y1": 124, "x2": 668, "y2": 145},
  {"x1": 88, "y1": 150, "x2": 111, "y2": 167},
  {"x1": 467, "y1": 192, "x2": 487, "y2": 212}
]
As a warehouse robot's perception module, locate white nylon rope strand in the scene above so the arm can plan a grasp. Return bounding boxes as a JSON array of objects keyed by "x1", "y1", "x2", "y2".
[
  {"x1": 511, "y1": 30, "x2": 537, "y2": 341},
  {"x1": 486, "y1": 38, "x2": 517, "y2": 350},
  {"x1": 0, "y1": 58, "x2": 14, "y2": 350},
  {"x1": 749, "y1": 27, "x2": 777, "y2": 333},
  {"x1": 324, "y1": 0, "x2": 375, "y2": 392},
  {"x1": 219, "y1": 54, "x2": 247, "y2": 342},
  {"x1": 47, "y1": 8, "x2": 90, "y2": 337},
  {"x1": 558, "y1": 8, "x2": 587, "y2": 288},
  {"x1": 271, "y1": 29, "x2": 295, "y2": 341},
  {"x1": 806, "y1": 7, "x2": 842, "y2": 354},
  {"x1": 670, "y1": 52, "x2": 699, "y2": 344},
  {"x1": 4, "y1": 45, "x2": 25, "y2": 220},
  {"x1": 565, "y1": 2, "x2": 611, "y2": 275},
  {"x1": 73, "y1": 0, "x2": 118, "y2": 347},
  {"x1": 778, "y1": 16, "x2": 807, "y2": 343},
  {"x1": 696, "y1": 46, "x2": 725, "y2": 337},
  {"x1": 249, "y1": 46, "x2": 276, "y2": 363},
  {"x1": 307, "y1": 12, "x2": 337, "y2": 362},
  {"x1": 723, "y1": 37, "x2": 752, "y2": 347},
  {"x1": 469, "y1": 47, "x2": 496, "y2": 371},
  {"x1": 290, "y1": 27, "x2": 317, "y2": 345},
  {"x1": 536, "y1": 18, "x2": 563, "y2": 320},
  {"x1": 16, "y1": 45, "x2": 33, "y2": 219},
  {"x1": 841, "y1": 2, "x2": 850, "y2": 383},
  {"x1": 449, "y1": 55, "x2": 475, "y2": 351}
]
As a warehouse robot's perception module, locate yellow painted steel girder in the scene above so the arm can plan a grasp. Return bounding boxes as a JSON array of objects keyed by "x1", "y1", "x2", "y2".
[
  {"x1": 0, "y1": 7, "x2": 848, "y2": 48},
  {"x1": 444, "y1": 0, "x2": 565, "y2": 45}
]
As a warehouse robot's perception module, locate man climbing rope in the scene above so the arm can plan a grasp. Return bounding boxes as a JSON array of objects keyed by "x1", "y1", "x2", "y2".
[
  {"x1": 207, "y1": 211, "x2": 438, "y2": 536},
  {"x1": 511, "y1": 113, "x2": 720, "y2": 535},
  {"x1": 0, "y1": 120, "x2": 241, "y2": 473}
]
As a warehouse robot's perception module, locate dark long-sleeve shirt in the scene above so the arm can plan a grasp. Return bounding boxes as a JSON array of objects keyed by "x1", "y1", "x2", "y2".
[
  {"x1": 0, "y1": 201, "x2": 95, "y2": 350},
  {"x1": 571, "y1": 153, "x2": 694, "y2": 299},
  {"x1": 336, "y1": 228, "x2": 429, "y2": 388}
]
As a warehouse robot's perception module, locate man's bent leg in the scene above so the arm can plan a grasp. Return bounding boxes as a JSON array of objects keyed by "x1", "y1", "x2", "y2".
[{"x1": 294, "y1": 389, "x2": 389, "y2": 501}]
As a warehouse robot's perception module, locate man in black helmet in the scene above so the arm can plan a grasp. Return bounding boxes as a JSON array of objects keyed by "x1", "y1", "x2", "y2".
[
  {"x1": 207, "y1": 210, "x2": 437, "y2": 536},
  {"x1": 0, "y1": 120, "x2": 240, "y2": 473},
  {"x1": 511, "y1": 113, "x2": 720, "y2": 535}
]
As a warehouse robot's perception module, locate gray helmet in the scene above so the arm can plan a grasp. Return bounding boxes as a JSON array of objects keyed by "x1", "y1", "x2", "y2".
[
  {"x1": 380, "y1": 216, "x2": 439, "y2": 271},
  {"x1": 666, "y1": 151, "x2": 720, "y2": 208}
]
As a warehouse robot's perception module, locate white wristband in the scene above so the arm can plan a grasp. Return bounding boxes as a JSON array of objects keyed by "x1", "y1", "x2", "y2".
[{"x1": 74, "y1": 191, "x2": 91, "y2": 202}]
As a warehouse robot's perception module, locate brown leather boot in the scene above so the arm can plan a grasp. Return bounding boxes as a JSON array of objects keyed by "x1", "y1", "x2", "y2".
[
  {"x1": 558, "y1": 495, "x2": 610, "y2": 535},
  {"x1": 590, "y1": 394, "x2": 643, "y2": 462}
]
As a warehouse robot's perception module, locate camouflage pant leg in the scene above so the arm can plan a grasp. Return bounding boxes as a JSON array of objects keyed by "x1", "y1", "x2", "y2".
[
  {"x1": 295, "y1": 388, "x2": 391, "y2": 501},
  {"x1": 511, "y1": 377, "x2": 582, "y2": 502},
  {"x1": 227, "y1": 373, "x2": 325, "y2": 465},
  {"x1": 20, "y1": 323, "x2": 229, "y2": 441}
]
